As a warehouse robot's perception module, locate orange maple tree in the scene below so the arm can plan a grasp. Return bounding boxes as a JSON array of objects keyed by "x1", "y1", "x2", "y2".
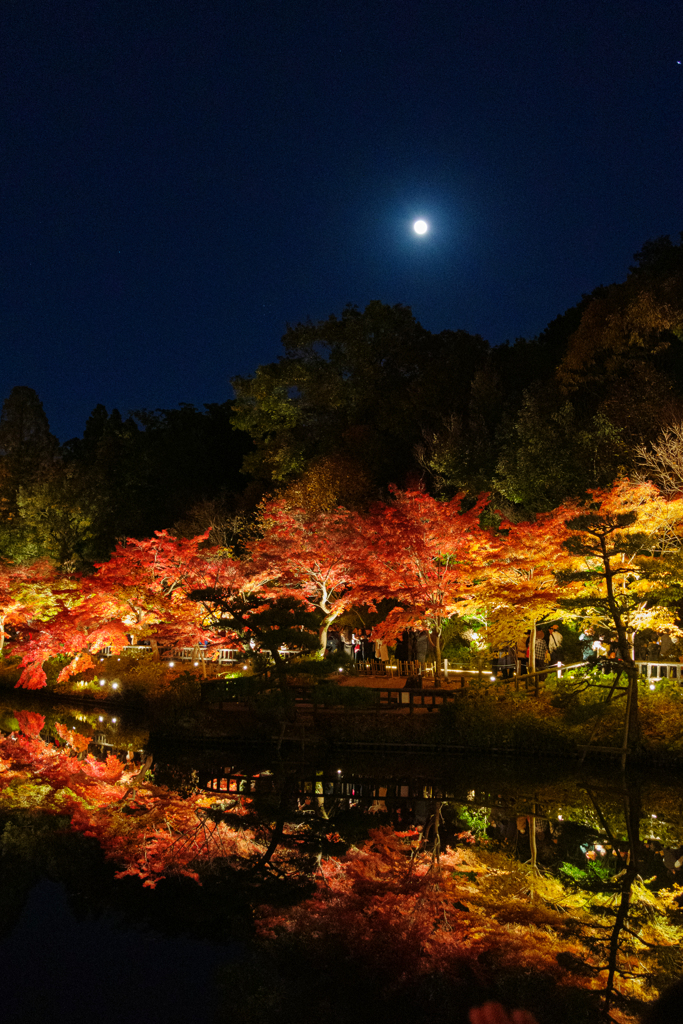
[
  {"x1": 0, "y1": 558, "x2": 64, "y2": 655},
  {"x1": 476, "y1": 504, "x2": 581, "y2": 668}
]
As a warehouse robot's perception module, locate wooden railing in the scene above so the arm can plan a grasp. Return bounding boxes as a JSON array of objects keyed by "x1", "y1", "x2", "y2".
[
  {"x1": 636, "y1": 660, "x2": 683, "y2": 681},
  {"x1": 167, "y1": 646, "x2": 242, "y2": 665},
  {"x1": 99, "y1": 645, "x2": 153, "y2": 657}
]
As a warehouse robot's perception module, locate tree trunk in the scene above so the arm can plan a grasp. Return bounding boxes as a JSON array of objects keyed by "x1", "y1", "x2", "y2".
[
  {"x1": 315, "y1": 775, "x2": 328, "y2": 819},
  {"x1": 528, "y1": 802, "x2": 540, "y2": 877},
  {"x1": 605, "y1": 786, "x2": 641, "y2": 1014},
  {"x1": 318, "y1": 620, "x2": 329, "y2": 656},
  {"x1": 317, "y1": 606, "x2": 342, "y2": 657},
  {"x1": 435, "y1": 628, "x2": 442, "y2": 677},
  {"x1": 270, "y1": 645, "x2": 291, "y2": 694},
  {"x1": 599, "y1": 535, "x2": 639, "y2": 747},
  {"x1": 0, "y1": 614, "x2": 4, "y2": 654},
  {"x1": 625, "y1": 667, "x2": 639, "y2": 751}
]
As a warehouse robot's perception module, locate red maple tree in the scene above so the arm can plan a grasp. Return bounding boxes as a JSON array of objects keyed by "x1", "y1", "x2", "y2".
[
  {"x1": 249, "y1": 499, "x2": 361, "y2": 652},
  {"x1": 11, "y1": 531, "x2": 242, "y2": 688},
  {"x1": 351, "y1": 490, "x2": 490, "y2": 671}
]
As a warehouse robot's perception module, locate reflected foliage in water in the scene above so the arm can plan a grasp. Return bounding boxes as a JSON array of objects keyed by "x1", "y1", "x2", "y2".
[{"x1": 0, "y1": 698, "x2": 682, "y2": 1023}]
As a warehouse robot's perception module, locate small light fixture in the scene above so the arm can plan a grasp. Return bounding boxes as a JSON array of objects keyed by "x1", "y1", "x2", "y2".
[
  {"x1": 112, "y1": 682, "x2": 119, "y2": 689},
  {"x1": 650, "y1": 683, "x2": 656, "y2": 690},
  {"x1": 111, "y1": 718, "x2": 117, "y2": 724},
  {"x1": 194, "y1": 661, "x2": 199, "y2": 666},
  {"x1": 169, "y1": 661, "x2": 175, "y2": 667},
  {"x1": 558, "y1": 815, "x2": 563, "y2": 821},
  {"x1": 98, "y1": 716, "x2": 104, "y2": 722},
  {"x1": 99, "y1": 680, "x2": 105, "y2": 687}
]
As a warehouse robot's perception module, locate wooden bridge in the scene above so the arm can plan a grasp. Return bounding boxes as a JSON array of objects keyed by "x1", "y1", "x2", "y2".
[{"x1": 200, "y1": 763, "x2": 536, "y2": 813}]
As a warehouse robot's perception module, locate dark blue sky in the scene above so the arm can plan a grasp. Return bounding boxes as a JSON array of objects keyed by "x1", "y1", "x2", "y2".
[{"x1": 2, "y1": 0, "x2": 682, "y2": 440}]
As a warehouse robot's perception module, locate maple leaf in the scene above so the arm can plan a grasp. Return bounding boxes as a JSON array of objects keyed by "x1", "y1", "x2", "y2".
[
  {"x1": 80, "y1": 753, "x2": 125, "y2": 783},
  {"x1": 9, "y1": 531, "x2": 231, "y2": 684}
]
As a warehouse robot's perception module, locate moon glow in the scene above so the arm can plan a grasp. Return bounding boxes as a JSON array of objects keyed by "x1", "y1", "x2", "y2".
[{"x1": 413, "y1": 219, "x2": 428, "y2": 235}]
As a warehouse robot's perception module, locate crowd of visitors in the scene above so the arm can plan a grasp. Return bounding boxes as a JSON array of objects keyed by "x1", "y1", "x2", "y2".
[
  {"x1": 495, "y1": 625, "x2": 563, "y2": 680},
  {"x1": 325, "y1": 618, "x2": 683, "y2": 685},
  {"x1": 325, "y1": 625, "x2": 432, "y2": 670},
  {"x1": 497, "y1": 623, "x2": 683, "y2": 682}
]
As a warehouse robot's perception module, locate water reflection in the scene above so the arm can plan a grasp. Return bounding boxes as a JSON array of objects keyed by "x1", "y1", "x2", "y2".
[
  {"x1": 2, "y1": 693, "x2": 683, "y2": 1022},
  {"x1": 158, "y1": 750, "x2": 683, "y2": 1018}
]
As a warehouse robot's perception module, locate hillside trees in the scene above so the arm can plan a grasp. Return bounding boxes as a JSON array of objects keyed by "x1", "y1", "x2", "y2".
[
  {"x1": 558, "y1": 234, "x2": 683, "y2": 395},
  {"x1": 494, "y1": 390, "x2": 627, "y2": 513},
  {"x1": 483, "y1": 236, "x2": 683, "y2": 516},
  {"x1": 0, "y1": 390, "x2": 256, "y2": 567},
  {"x1": 63, "y1": 401, "x2": 254, "y2": 555},
  {"x1": 0, "y1": 386, "x2": 59, "y2": 488},
  {"x1": 636, "y1": 420, "x2": 683, "y2": 497},
  {"x1": 0, "y1": 387, "x2": 61, "y2": 562},
  {"x1": 553, "y1": 234, "x2": 683, "y2": 466},
  {"x1": 231, "y1": 301, "x2": 490, "y2": 497},
  {"x1": 417, "y1": 297, "x2": 598, "y2": 499}
]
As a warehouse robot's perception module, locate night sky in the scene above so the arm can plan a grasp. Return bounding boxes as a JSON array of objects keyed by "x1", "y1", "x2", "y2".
[{"x1": 2, "y1": 0, "x2": 681, "y2": 441}]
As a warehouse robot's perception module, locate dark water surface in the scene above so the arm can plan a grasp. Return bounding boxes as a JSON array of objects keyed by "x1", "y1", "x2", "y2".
[{"x1": 0, "y1": 879, "x2": 232, "y2": 1024}]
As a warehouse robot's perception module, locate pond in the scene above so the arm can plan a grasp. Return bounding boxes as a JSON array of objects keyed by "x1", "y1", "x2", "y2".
[{"x1": 1, "y1": 693, "x2": 682, "y2": 1024}]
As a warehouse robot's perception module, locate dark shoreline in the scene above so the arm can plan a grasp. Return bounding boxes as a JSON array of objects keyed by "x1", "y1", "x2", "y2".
[{"x1": 3, "y1": 685, "x2": 683, "y2": 770}]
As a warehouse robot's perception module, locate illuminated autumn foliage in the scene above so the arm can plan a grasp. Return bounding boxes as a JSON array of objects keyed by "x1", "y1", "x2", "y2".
[
  {"x1": 12, "y1": 531, "x2": 243, "y2": 689},
  {"x1": 352, "y1": 490, "x2": 491, "y2": 670},
  {"x1": 1, "y1": 717, "x2": 681, "y2": 1022},
  {"x1": 250, "y1": 498, "x2": 361, "y2": 651},
  {"x1": 5, "y1": 477, "x2": 683, "y2": 703}
]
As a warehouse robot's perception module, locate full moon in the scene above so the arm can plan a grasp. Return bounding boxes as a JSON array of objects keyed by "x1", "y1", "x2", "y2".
[{"x1": 413, "y1": 219, "x2": 428, "y2": 235}]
